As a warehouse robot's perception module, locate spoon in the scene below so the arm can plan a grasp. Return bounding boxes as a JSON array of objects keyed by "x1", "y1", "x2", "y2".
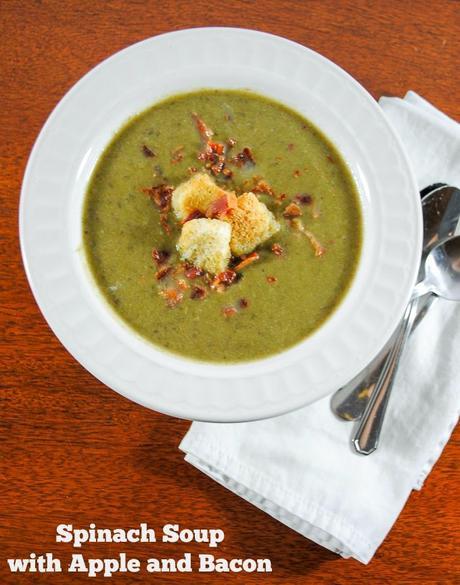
[
  {"x1": 331, "y1": 185, "x2": 460, "y2": 421},
  {"x1": 352, "y1": 235, "x2": 460, "y2": 455}
]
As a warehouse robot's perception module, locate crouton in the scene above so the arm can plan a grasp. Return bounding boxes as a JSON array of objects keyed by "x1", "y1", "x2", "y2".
[
  {"x1": 227, "y1": 192, "x2": 280, "y2": 256},
  {"x1": 172, "y1": 172, "x2": 229, "y2": 221},
  {"x1": 177, "y1": 218, "x2": 231, "y2": 275}
]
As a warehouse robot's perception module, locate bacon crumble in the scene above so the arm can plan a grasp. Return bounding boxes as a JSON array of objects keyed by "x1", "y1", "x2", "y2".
[
  {"x1": 205, "y1": 192, "x2": 238, "y2": 219},
  {"x1": 304, "y1": 230, "x2": 325, "y2": 256},
  {"x1": 184, "y1": 264, "x2": 205, "y2": 279},
  {"x1": 296, "y1": 193, "x2": 313, "y2": 205},
  {"x1": 211, "y1": 269, "x2": 238, "y2": 288},
  {"x1": 234, "y1": 252, "x2": 259, "y2": 271},
  {"x1": 190, "y1": 286, "x2": 207, "y2": 300},
  {"x1": 271, "y1": 243, "x2": 284, "y2": 256},
  {"x1": 181, "y1": 209, "x2": 205, "y2": 224},
  {"x1": 192, "y1": 112, "x2": 214, "y2": 141},
  {"x1": 252, "y1": 179, "x2": 274, "y2": 196},
  {"x1": 266, "y1": 275, "x2": 278, "y2": 284},
  {"x1": 192, "y1": 113, "x2": 233, "y2": 178},
  {"x1": 143, "y1": 183, "x2": 174, "y2": 232},
  {"x1": 156, "y1": 266, "x2": 173, "y2": 280},
  {"x1": 143, "y1": 183, "x2": 173, "y2": 209},
  {"x1": 222, "y1": 306, "x2": 238, "y2": 318},
  {"x1": 239, "y1": 298, "x2": 249, "y2": 309},
  {"x1": 291, "y1": 218, "x2": 326, "y2": 257},
  {"x1": 283, "y1": 202, "x2": 302, "y2": 218},
  {"x1": 152, "y1": 248, "x2": 170, "y2": 265},
  {"x1": 142, "y1": 144, "x2": 155, "y2": 157},
  {"x1": 230, "y1": 147, "x2": 255, "y2": 167},
  {"x1": 160, "y1": 288, "x2": 184, "y2": 308}
]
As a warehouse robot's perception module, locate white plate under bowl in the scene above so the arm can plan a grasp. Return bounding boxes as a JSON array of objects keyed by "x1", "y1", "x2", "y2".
[{"x1": 20, "y1": 28, "x2": 421, "y2": 422}]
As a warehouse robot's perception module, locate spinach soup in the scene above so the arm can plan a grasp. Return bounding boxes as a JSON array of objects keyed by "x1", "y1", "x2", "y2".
[{"x1": 83, "y1": 90, "x2": 362, "y2": 362}]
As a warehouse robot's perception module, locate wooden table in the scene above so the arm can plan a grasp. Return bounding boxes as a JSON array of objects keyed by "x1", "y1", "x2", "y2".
[{"x1": 1, "y1": 1, "x2": 459, "y2": 583}]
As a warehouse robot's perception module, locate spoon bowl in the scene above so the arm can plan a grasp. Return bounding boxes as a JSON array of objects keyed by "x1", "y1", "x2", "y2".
[{"x1": 420, "y1": 236, "x2": 460, "y2": 301}]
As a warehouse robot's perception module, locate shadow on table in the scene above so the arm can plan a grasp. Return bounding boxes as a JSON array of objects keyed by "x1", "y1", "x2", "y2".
[{"x1": 133, "y1": 419, "x2": 340, "y2": 578}]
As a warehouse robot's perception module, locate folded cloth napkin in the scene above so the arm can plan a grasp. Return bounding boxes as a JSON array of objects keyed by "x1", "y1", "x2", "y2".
[{"x1": 180, "y1": 92, "x2": 460, "y2": 564}]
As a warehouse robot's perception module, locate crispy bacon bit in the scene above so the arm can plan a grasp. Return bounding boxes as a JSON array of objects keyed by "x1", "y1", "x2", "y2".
[
  {"x1": 191, "y1": 286, "x2": 207, "y2": 300},
  {"x1": 234, "y1": 252, "x2": 260, "y2": 271},
  {"x1": 152, "y1": 248, "x2": 170, "y2": 265},
  {"x1": 156, "y1": 266, "x2": 173, "y2": 280},
  {"x1": 143, "y1": 183, "x2": 174, "y2": 234},
  {"x1": 296, "y1": 193, "x2": 313, "y2": 205},
  {"x1": 222, "y1": 306, "x2": 237, "y2": 318},
  {"x1": 293, "y1": 169, "x2": 301, "y2": 177},
  {"x1": 160, "y1": 215, "x2": 171, "y2": 235},
  {"x1": 143, "y1": 183, "x2": 173, "y2": 209},
  {"x1": 222, "y1": 167, "x2": 233, "y2": 178},
  {"x1": 171, "y1": 145, "x2": 184, "y2": 164},
  {"x1": 275, "y1": 192, "x2": 287, "y2": 205},
  {"x1": 304, "y1": 229, "x2": 325, "y2": 256},
  {"x1": 208, "y1": 141, "x2": 225, "y2": 155},
  {"x1": 184, "y1": 264, "x2": 205, "y2": 279},
  {"x1": 209, "y1": 158, "x2": 225, "y2": 176},
  {"x1": 142, "y1": 144, "x2": 155, "y2": 157},
  {"x1": 211, "y1": 269, "x2": 237, "y2": 288},
  {"x1": 160, "y1": 288, "x2": 184, "y2": 308},
  {"x1": 291, "y1": 218, "x2": 326, "y2": 257},
  {"x1": 193, "y1": 114, "x2": 232, "y2": 176},
  {"x1": 182, "y1": 209, "x2": 205, "y2": 224},
  {"x1": 271, "y1": 243, "x2": 284, "y2": 256},
  {"x1": 252, "y1": 179, "x2": 274, "y2": 196},
  {"x1": 239, "y1": 298, "x2": 249, "y2": 309},
  {"x1": 231, "y1": 147, "x2": 255, "y2": 167},
  {"x1": 283, "y1": 202, "x2": 302, "y2": 218},
  {"x1": 177, "y1": 279, "x2": 189, "y2": 291},
  {"x1": 227, "y1": 137, "x2": 237, "y2": 148},
  {"x1": 192, "y1": 115, "x2": 231, "y2": 178},
  {"x1": 287, "y1": 143, "x2": 295, "y2": 151},
  {"x1": 192, "y1": 112, "x2": 214, "y2": 140},
  {"x1": 206, "y1": 192, "x2": 238, "y2": 219},
  {"x1": 266, "y1": 275, "x2": 278, "y2": 284}
]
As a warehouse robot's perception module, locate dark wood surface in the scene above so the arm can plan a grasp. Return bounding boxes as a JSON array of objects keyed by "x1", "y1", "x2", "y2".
[{"x1": 1, "y1": 1, "x2": 459, "y2": 583}]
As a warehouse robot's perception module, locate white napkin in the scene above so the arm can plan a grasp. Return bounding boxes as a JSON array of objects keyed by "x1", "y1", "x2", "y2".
[{"x1": 179, "y1": 92, "x2": 460, "y2": 564}]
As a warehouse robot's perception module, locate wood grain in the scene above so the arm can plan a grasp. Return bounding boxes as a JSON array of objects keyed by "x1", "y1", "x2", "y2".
[{"x1": 1, "y1": 1, "x2": 459, "y2": 583}]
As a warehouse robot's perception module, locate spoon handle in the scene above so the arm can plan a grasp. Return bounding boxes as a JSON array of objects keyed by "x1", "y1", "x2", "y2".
[
  {"x1": 330, "y1": 294, "x2": 434, "y2": 421},
  {"x1": 352, "y1": 297, "x2": 419, "y2": 455}
]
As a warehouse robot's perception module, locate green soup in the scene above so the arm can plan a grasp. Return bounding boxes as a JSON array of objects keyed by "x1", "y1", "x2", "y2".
[{"x1": 83, "y1": 90, "x2": 362, "y2": 362}]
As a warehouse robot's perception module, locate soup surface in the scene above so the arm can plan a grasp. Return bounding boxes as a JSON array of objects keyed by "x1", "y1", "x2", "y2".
[{"x1": 83, "y1": 90, "x2": 362, "y2": 362}]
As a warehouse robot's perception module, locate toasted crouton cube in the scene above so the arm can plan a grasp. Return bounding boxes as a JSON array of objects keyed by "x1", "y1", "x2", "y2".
[
  {"x1": 227, "y1": 192, "x2": 280, "y2": 256},
  {"x1": 177, "y1": 218, "x2": 231, "y2": 274},
  {"x1": 172, "y1": 172, "x2": 228, "y2": 221}
]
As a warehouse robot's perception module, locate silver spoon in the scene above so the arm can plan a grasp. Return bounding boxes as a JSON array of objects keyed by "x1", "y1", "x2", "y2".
[
  {"x1": 353, "y1": 235, "x2": 460, "y2": 455},
  {"x1": 331, "y1": 185, "x2": 460, "y2": 421}
]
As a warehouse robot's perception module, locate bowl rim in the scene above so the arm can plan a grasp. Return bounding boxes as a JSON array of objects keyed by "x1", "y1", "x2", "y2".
[{"x1": 19, "y1": 27, "x2": 422, "y2": 421}]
